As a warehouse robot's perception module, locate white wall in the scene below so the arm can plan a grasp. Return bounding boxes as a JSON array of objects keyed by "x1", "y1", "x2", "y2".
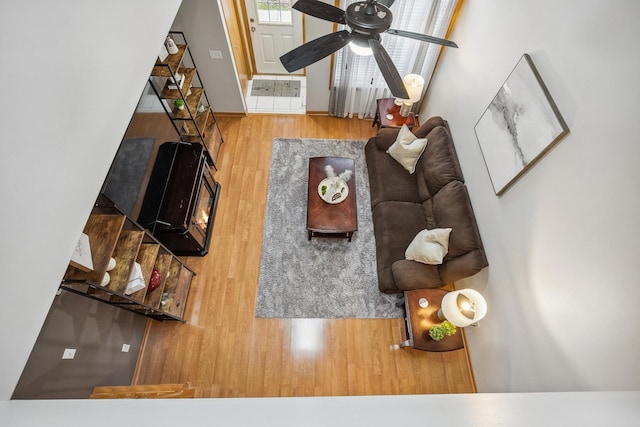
[
  {"x1": 303, "y1": 1, "x2": 334, "y2": 112},
  {"x1": 172, "y1": 0, "x2": 246, "y2": 114},
  {"x1": 171, "y1": 0, "x2": 334, "y2": 113},
  {"x1": 0, "y1": 0, "x2": 182, "y2": 400},
  {"x1": 422, "y1": 0, "x2": 640, "y2": 392}
]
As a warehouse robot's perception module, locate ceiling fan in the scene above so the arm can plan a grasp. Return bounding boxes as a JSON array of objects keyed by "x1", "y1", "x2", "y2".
[{"x1": 279, "y1": 0, "x2": 458, "y2": 99}]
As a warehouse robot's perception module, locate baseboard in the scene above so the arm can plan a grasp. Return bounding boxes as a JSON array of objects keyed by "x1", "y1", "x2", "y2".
[
  {"x1": 131, "y1": 318, "x2": 154, "y2": 385},
  {"x1": 460, "y1": 328, "x2": 478, "y2": 393},
  {"x1": 451, "y1": 281, "x2": 478, "y2": 393},
  {"x1": 214, "y1": 112, "x2": 247, "y2": 117}
]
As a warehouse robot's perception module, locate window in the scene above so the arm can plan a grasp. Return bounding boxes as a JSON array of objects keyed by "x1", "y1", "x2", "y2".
[
  {"x1": 256, "y1": 0, "x2": 293, "y2": 24},
  {"x1": 330, "y1": 0, "x2": 458, "y2": 118},
  {"x1": 333, "y1": 0, "x2": 438, "y2": 87}
]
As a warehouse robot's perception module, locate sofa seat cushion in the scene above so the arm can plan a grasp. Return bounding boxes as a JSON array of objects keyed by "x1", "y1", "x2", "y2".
[
  {"x1": 371, "y1": 201, "x2": 427, "y2": 293},
  {"x1": 365, "y1": 137, "x2": 419, "y2": 208},
  {"x1": 423, "y1": 180, "x2": 484, "y2": 260},
  {"x1": 392, "y1": 259, "x2": 443, "y2": 291},
  {"x1": 416, "y1": 126, "x2": 465, "y2": 201}
]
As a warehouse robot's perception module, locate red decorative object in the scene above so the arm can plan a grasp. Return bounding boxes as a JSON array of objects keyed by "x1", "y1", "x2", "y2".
[{"x1": 148, "y1": 269, "x2": 161, "y2": 292}]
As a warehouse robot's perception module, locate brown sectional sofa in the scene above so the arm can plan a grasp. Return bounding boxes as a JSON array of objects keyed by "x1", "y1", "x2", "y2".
[{"x1": 364, "y1": 116, "x2": 488, "y2": 293}]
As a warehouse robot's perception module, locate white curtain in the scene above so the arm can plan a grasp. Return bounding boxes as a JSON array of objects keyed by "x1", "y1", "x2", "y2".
[{"x1": 328, "y1": 0, "x2": 458, "y2": 119}]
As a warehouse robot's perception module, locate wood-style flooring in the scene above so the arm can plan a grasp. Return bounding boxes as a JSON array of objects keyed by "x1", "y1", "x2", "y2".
[{"x1": 130, "y1": 113, "x2": 476, "y2": 397}]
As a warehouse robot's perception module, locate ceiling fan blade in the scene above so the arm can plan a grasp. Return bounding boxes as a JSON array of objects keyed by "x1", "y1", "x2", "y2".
[
  {"x1": 292, "y1": 0, "x2": 346, "y2": 24},
  {"x1": 386, "y1": 28, "x2": 459, "y2": 48},
  {"x1": 280, "y1": 30, "x2": 352, "y2": 72},
  {"x1": 377, "y1": 0, "x2": 396, "y2": 7},
  {"x1": 368, "y1": 38, "x2": 409, "y2": 99}
]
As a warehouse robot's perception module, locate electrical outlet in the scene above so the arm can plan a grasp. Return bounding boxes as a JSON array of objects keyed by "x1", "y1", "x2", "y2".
[
  {"x1": 121, "y1": 344, "x2": 130, "y2": 353},
  {"x1": 62, "y1": 348, "x2": 76, "y2": 359},
  {"x1": 209, "y1": 50, "x2": 223, "y2": 60}
]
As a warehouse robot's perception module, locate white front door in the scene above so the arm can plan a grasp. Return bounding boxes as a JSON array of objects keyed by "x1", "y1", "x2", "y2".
[{"x1": 244, "y1": 0, "x2": 303, "y2": 75}]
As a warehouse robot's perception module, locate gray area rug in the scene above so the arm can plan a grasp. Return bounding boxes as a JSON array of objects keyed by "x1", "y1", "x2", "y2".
[
  {"x1": 255, "y1": 138, "x2": 403, "y2": 319},
  {"x1": 251, "y1": 79, "x2": 301, "y2": 97},
  {"x1": 102, "y1": 137, "x2": 155, "y2": 217}
]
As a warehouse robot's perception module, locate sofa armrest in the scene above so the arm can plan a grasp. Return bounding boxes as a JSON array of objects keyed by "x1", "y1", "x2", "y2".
[
  {"x1": 374, "y1": 128, "x2": 401, "y2": 151},
  {"x1": 391, "y1": 259, "x2": 445, "y2": 290},
  {"x1": 440, "y1": 250, "x2": 489, "y2": 283},
  {"x1": 413, "y1": 116, "x2": 448, "y2": 139}
]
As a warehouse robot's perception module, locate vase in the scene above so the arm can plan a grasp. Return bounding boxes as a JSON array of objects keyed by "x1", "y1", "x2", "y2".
[{"x1": 165, "y1": 36, "x2": 178, "y2": 55}]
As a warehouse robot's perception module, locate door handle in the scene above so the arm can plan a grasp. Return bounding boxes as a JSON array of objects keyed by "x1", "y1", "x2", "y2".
[
  {"x1": 251, "y1": 26, "x2": 256, "y2": 32},
  {"x1": 250, "y1": 18, "x2": 255, "y2": 23}
]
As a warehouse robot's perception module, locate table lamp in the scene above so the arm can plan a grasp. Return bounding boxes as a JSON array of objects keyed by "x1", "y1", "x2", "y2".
[
  {"x1": 438, "y1": 289, "x2": 487, "y2": 327},
  {"x1": 395, "y1": 74, "x2": 425, "y2": 117}
]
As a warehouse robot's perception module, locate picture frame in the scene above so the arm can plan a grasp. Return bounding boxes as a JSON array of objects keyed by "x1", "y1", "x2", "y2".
[
  {"x1": 70, "y1": 232, "x2": 94, "y2": 272},
  {"x1": 474, "y1": 54, "x2": 569, "y2": 196}
]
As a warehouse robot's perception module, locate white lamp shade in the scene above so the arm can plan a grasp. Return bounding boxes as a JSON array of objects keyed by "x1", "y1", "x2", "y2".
[
  {"x1": 440, "y1": 289, "x2": 487, "y2": 327},
  {"x1": 403, "y1": 74, "x2": 425, "y2": 103}
]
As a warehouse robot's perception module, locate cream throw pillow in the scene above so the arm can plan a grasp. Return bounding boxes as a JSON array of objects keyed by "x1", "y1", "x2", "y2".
[
  {"x1": 386, "y1": 124, "x2": 428, "y2": 173},
  {"x1": 405, "y1": 228, "x2": 452, "y2": 265}
]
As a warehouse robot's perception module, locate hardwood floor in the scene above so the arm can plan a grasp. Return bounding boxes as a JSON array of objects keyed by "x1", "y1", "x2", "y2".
[{"x1": 132, "y1": 114, "x2": 476, "y2": 397}]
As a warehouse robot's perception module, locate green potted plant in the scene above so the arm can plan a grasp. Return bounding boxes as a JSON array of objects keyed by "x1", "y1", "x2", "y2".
[
  {"x1": 174, "y1": 99, "x2": 185, "y2": 111},
  {"x1": 429, "y1": 320, "x2": 457, "y2": 341}
]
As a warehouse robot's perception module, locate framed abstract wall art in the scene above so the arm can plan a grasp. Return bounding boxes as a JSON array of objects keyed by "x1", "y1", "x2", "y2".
[{"x1": 474, "y1": 54, "x2": 569, "y2": 196}]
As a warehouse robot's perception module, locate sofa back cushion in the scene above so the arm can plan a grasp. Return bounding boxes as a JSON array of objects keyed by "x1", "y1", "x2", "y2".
[
  {"x1": 422, "y1": 181, "x2": 484, "y2": 260},
  {"x1": 416, "y1": 126, "x2": 464, "y2": 201},
  {"x1": 413, "y1": 116, "x2": 448, "y2": 139}
]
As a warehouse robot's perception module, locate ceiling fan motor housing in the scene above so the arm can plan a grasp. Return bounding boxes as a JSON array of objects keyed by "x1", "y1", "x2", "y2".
[{"x1": 346, "y1": 1, "x2": 393, "y2": 34}]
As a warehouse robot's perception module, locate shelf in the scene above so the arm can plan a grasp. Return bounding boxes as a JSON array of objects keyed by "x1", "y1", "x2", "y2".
[
  {"x1": 61, "y1": 200, "x2": 195, "y2": 322},
  {"x1": 169, "y1": 265, "x2": 194, "y2": 317},
  {"x1": 130, "y1": 241, "x2": 160, "y2": 301},
  {"x1": 109, "y1": 229, "x2": 145, "y2": 294},
  {"x1": 161, "y1": 67, "x2": 196, "y2": 99},
  {"x1": 144, "y1": 251, "x2": 172, "y2": 309},
  {"x1": 173, "y1": 87, "x2": 204, "y2": 119},
  {"x1": 152, "y1": 44, "x2": 187, "y2": 77},
  {"x1": 147, "y1": 32, "x2": 224, "y2": 169},
  {"x1": 203, "y1": 114, "x2": 223, "y2": 165},
  {"x1": 64, "y1": 214, "x2": 125, "y2": 284},
  {"x1": 177, "y1": 110, "x2": 207, "y2": 138}
]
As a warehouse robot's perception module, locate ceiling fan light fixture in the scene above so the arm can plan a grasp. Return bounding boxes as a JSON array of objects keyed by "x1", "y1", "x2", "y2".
[
  {"x1": 349, "y1": 32, "x2": 375, "y2": 56},
  {"x1": 349, "y1": 41, "x2": 373, "y2": 56},
  {"x1": 281, "y1": 0, "x2": 457, "y2": 97}
]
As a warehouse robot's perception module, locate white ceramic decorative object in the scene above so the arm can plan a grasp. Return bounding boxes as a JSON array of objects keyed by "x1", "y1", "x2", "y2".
[
  {"x1": 100, "y1": 272, "x2": 110, "y2": 286},
  {"x1": 418, "y1": 297, "x2": 429, "y2": 308},
  {"x1": 318, "y1": 177, "x2": 349, "y2": 204},
  {"x1": 125, "y1": 262, "x2": 146, "y2": 295},
  {"x1": 106, "y1": 257, "x2": 117, "y2": 271},
  {"x1": 165, "y1": 36, "x2": 178, "y2": 55},
  {"x1": 319, "y1": 165, "x2": 352, "y2": 204}
]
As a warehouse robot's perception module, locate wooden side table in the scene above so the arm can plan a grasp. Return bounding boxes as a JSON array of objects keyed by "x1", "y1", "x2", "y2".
[
  {"x1": 400, "y1": 288, "x2": 464, "y2": 352},
  {"x1": 372, "y1": 98, "x2": 418, "y2": 129}
]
